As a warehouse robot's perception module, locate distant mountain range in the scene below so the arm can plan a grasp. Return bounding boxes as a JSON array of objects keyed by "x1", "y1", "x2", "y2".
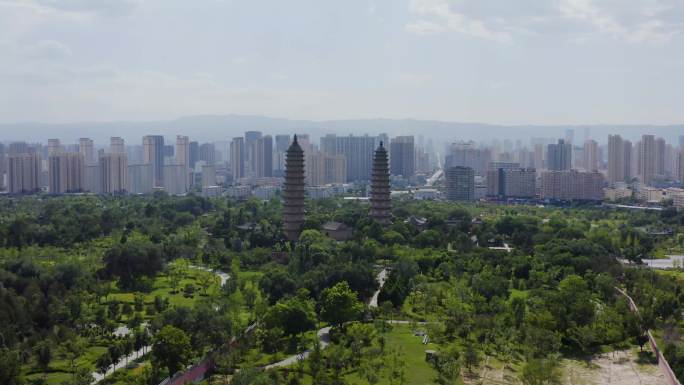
[{"x1": 1, "y1": 114, "x2": 682, "y2": 145}]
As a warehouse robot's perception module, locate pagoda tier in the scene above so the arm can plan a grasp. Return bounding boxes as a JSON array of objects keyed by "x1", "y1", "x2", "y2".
[
  {"x1": 370, "y1": 141, "x2": 391, "y2": 226},
  {"x1": 283, "y1": 135, "x2": 306, "y2": 241}
]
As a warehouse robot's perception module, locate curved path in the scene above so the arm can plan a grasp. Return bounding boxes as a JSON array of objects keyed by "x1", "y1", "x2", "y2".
[
  {"x1": 265, "y1": 267, "x2": 390, "y2": 369},
  {"x1": 91, "y1": 265, "x2": 230, "y2": 384}
]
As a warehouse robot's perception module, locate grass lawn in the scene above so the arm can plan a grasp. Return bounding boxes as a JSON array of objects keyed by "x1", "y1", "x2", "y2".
[{"x1": 23, "y1": 345, "x2": 107, "y2": 385}]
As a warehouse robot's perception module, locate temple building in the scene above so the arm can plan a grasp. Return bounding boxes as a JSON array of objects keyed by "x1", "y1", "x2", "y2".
[
  {"x1": 283, "y1": 135, "x2": 306, "y2": 241},
  {"x1": 370, "y1": 141, "x2": 392, "y2": 225}
]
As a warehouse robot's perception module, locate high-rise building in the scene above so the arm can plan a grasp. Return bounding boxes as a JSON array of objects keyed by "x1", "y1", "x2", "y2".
[
  {"x1": 583, "y1": 140, "x2": 599, "y2": 171},
  {"x1": 309, "y1": 153, "x2": 347, "y2": 186},
  {"x1": 85, "y1": 165, "x2": 101, "y2": 193},
  {"x1": 445, "y1": 141, "x2": 491, "y2": 176},
  {"x1": 608, "y1": 135, "x2": 626, "y2": 184},
  {"x1": 638, "y1": 135, "x2": 656, "y2": 185},
  {"x1": 47, "y1": 139, "x2": 62, "y2": 157},
  {"x1": 127, "y1": 164, "x2": 154, "y2": 194},
  {"x1": 110, "y1": 137, "x2": 125, "y2": 154},
  {"x1": 655, "y1": 137, "x2": 666, "y2": 177},
  {"x1": 143, "y1": 135, "x2": 165, "y2": 187},
  {"x1": 677, "y1": 150, "x2": 684, "y2": 183},
  {"x1": 255, "y1": 135, "x2": 273, "y2": 178},
  {"x1": 8, "y1": 153, "x2": 41, "y2": 194},
  {"x1": 48, "y1": 153, "x2": 85, "y2": 193},
  {"x1": 320, "y1": 134, "x2": 377, "y2": 182},
  {"x1": 486, "y1": 163, "x2": 535, "y2": 199},
  {"x1": 176, "y1": 135, "x2": 190, "y2": 169},
  {"x1": 202, "y1": 164, "x2": 217, "y2": 187},
  {"x1": 199, "y1": 143, "x2": 216, "y2": 165},
  {"x1": 230, "y1": 137, "x2": 245, "y2": 181},
  {"x1": 163, "y1": 164, "x2": 189, "y2": 195},
  {"x1": 389, "y1": 136, "x2": 415, "y2": 179},
  {"x1": 445, "y1": 166, "x2": 475, "y2": 201},
  {"x1": 547, "y1": 139, "x2": 572, "y2": 171},
  {"x1": 8, "y1": 142, "x2": 29, "y2": 156},
  {"x1": 189, "y1": 141, "x2": 199, "y2": 169},
  {"x1": 283, "y1": 135, "x2": 306, "y2": 241},
  {"x1": 79, "y1": 138, "x2": 95, "y2": 165},
  {"x1": 245, "y1": 131, "x2": 263, "y2": 176},
  {"x1": 100, "y1": 153, "x2": 127, "y2": 194},
  {"x1": 370, "y1": 142, "x2": 392, "y2": 225},
  {"x1": 275, "y1": 134, "x2": 291, "y2": 175},
  {"x1": 541, "y1": 170, "x2": 604, "y2": 201}
]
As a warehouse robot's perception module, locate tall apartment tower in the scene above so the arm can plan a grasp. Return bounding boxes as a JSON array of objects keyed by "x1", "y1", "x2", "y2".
[
  {"x1": 445, "y1": 166, "x2": 475, "y2": 201},
  {"x1": 176, "y1": 135, "x2": 190, "y2": 169},
  {"x1": 678, "y1": 150, "x2": 684, "y2": 183},
  {"x1": 47, "y1": 139, "x2": 62, "y2": 157},
  {"x1": 389, "y1": 136, "x2": 415, "y2": 178},
  {"x1": 283, "y1": 135, "x2": 306, "y2": 241},
  {"x1": 100, "y1": 153, "x2": 128, "y2": 194},
  {"x1": 48, "y1": 153, "x2": 85, "y2": 193},
  {"x1": 274, "y1": 134, "x2": 291, "y2": 175},
  {"x1": 547, "y1": 139, "x2": 572, "y2": 171},
  {"x1": 8, "y1": 153, "x2": 41, "y2": 194},
  {"x1": 655, "y1": 137, "x2": 666, "y2": 177},
  {"x1": 583, "y1": 140, "x2": 599, "y2": 171},
  {"x1": 110, "y1": 137, "x2": 125, "y2": 154},
  {"x1": 143, "y1": 135, "x2": 165, "y2": 187},
  {"x1": 199, "y1": 143, "x2": 216, "y2": 165},
  {"x1": 256, "y1": 135, "x2": 273, "y2": 178},
  {"x1": 607, "y1": 135, "x2": 625, "y2": 183},
  {"x1": 370, "y1": 142, "x2": 392, "y2": 226},
  {"x1": 230, "y1": 137, "x2": 245, "y2": 181},
  {"x1": 245, "y1": 131, "x2": 263, "y2": 176},
  {"x1": 79, "y1": 138, "x2": 95, "y2": 165},
  {"x1": 638, "y1": 135, "x2": 656, "y2": 185},
  {"x1": 189, "y1": 141, "x2": 199, "y2": 169},
  {"x1": 320, "y1": 134, "x2": 376, "y2": 182}
]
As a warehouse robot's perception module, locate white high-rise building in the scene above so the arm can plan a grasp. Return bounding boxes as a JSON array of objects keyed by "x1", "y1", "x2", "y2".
[
  {"x1": 100, "y1": 153, "x2": 128, "y2": 194},
  {"x1": 127, "y1": 164, "x2": 154, "y2": 194},
  {"x1": 48, "y1": 153, "x2": 85, "y2": 193},
  {"x1": 110, "y1": 137, "x2": 125, "y2": 154},
  {"x1": 163, "y1": 164, "x2": 189, "y2": 195},
  {"x1": 583, "y1": 140, "x2": 599, "y2": 171},
  {"x1": 79, "y1": 138, "x2": 95, "y2": 165}
]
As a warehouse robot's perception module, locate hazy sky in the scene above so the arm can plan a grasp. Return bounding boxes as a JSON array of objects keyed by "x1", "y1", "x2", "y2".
[{"x1": 1, "y1": 0, "x2": 683, "y2": 125}]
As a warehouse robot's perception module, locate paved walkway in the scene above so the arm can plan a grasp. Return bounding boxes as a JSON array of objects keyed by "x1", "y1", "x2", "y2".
[
  {"x1": 369, "y1": 268, "x2": 389, "y2": 308},
  {"x1": 264, "y1": 327, "x2": 331, "y2": 369}
]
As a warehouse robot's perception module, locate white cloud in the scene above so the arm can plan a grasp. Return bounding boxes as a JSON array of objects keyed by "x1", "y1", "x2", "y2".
[
  {"x1": 406, "y1": 0, "x2": 684, "y2": 43},
  {"x1": 22, "y1": 40, "x2": 72, "y2": 59}
]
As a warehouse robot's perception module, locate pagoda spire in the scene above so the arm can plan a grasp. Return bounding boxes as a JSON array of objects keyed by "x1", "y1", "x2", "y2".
[
  {"x1": 370, "y1": 141, "x2": 391, "y2": 226},
  {"x1": 283, "y1": 135, "x2": 306, "y2": 241}
]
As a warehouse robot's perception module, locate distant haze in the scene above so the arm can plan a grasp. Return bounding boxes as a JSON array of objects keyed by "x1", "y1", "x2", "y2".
[
  {"x1": 0, "y1": 115, "x2": 681, "y2": 145},
  {"x1": 0, "y1": 1, "x2": 683, "y2": 126}
]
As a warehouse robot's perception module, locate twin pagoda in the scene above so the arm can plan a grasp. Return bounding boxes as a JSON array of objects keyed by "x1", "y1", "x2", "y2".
[{"x1": 283, "y1": 136, "x2": 391, "y2": 241}]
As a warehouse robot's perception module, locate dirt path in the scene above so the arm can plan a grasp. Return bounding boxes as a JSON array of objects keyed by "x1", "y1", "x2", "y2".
[{"x1": 563, "y1": 350, "x2": 665, "y2": 385}]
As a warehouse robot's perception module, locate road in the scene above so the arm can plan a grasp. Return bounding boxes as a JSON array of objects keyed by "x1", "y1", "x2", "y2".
[
  {"x1": 369, "y1": 268, "x2": 389, "y2": 308},
  {"x1": 264, "y1": 327, "x2": 332, "y2": 369}
]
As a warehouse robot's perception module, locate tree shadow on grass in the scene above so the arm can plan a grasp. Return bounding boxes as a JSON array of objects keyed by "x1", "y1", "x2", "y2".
[{"x1": 635, "y1": 351, "x2": 657, "y2": 365}]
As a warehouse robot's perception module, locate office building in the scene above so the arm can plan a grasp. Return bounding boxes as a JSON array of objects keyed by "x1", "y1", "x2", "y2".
[
  {"x1": 638, "y1": 135, "x2": 656, "y2": 185},
  {"x1": 320, "y1": 134, "x2": 377, "y2": 182},
  {"x1": 541, "y1": 170, "x2": 604, "y2": 201},
  {"x1": 255, "y1": 135, "x2": 273, "y2": 178},
  {"x1": 189, "y1": 141, "x2": 199, "y2": 169},
  {"x1": 202, "y1": 164, "x2": 216, "y2": 187},
  {"x1": 389, "y1": 136, "x2": 415, "y2": 178},
  {"x1": 8, "y1": 153, "x2": 41, "y2": 194},
  {"x1": 445, "y1": 166, "x2": 475, "y2": 201},
  {"x1": 100, "y1": 153, "x2": 127, "y2": 194},
  {"x1": 110, "y1": 137, "x2": 125, "y2": 154},
  {"x1": 163, "y1": 164, "x2": 189, "y2": 195},
  {"x1": 275, "y1": 134, "x2": 291, "y2": 174},
  {"x1": 199, "y1": 143, "x2": 215, "y2": 165},
  {"x1": 547, "y1": 139, "x2": 572, "y2": 171},
  {"x1": 127, "y1": 164, "x2": 154, "y2": 194},
  {"x1": 445, "y1": 141, "x2": 491, "y2": 176},
  {"x1": 583, "y1": 140, "x2": 598, "y2": 171},
  {"x1": 143, "y1": 135, "x2": 165, "y2": 186},
  {"x1": 309, "y1": 153, "x2": 347, "y2": 186},
  {"x1": 230, "y1": 137, "x2": 245, "y2": 181},
  {"x1": 79, "y1": 138, "x2": 95, "y2": 165},
  {"x1": 283, "y1": 135, "x2": 306, "y2": 241},
  {"x1": 48, "y1": 153, "x2": 85, "y2": 193},
  {"x1": 370, "y1": 142, "x2": 392, "y2": 225},
  {"x1": 47, "y1": 139, "x2": 62, "y2": 157}
]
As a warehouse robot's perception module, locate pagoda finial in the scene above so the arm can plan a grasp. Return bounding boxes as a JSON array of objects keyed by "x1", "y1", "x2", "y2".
[
  {"x1": 293, "y1": 134, "x2": 298, "y2": 144},
  {"x1": 379, "y1": 140, "x2": 383, "y2": 147}
]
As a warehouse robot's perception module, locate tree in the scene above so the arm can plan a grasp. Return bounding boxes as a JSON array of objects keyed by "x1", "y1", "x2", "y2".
[
  {"x1": 35, "y1": 342, "x2": 53, "y2": 378},
  {"x1": 263, "y1": 296, "x2": 316, "y2": 337},
  {"x1": 197, "y1": 270, "x2": 219, "y2": 296},
  {"x1": 319, "y1": 281, "x2": 364, "y2": 327},
  {"x1": 152, "y1": 326, "x2": 192, "y2": 376},
  {"x1": 60, "y1": 338, "x2": 86, "y2": 380},
  {"x1": 463, "y1": 341, "x2": 481, "y2": 372},
  {"x1": 103, "y1": 239, "x2": 164, "y2": 290},
  {"x1": 359, "y1": 348, "x2": 383, "y2": 385},
  {"x1": 96, "y1": 352, "x2": 112, "y2": 376},
  {"x1": 520, "y1": 358, "x2": 561, "y2": 385},
  {"x1": 387, "y1": 348, "x2": 407, "y2": 385},
  {"x1": 0, "y1": 348, "x2": 22, "y2": 385}
]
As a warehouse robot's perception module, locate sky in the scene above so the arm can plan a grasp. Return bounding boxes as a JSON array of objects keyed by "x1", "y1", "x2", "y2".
[{"x1": 1, "y1": 0, "x2": 683, "y2": 126}]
